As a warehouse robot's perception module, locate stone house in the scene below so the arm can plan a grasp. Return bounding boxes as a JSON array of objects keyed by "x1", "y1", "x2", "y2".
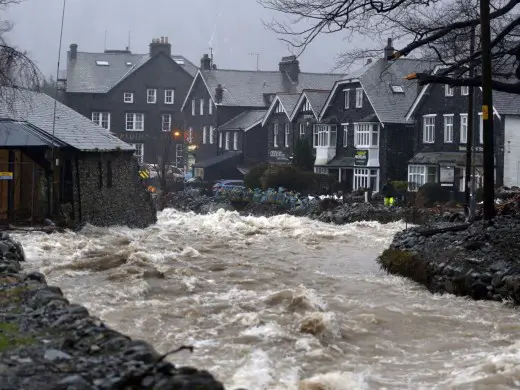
[
  {"x1": 60, "y1": 37, "x2": 197, "y2": 167},
  {"x1": 315, "y1": 39, "x2": 437, "y2": 192},
  {"x1": 181, "y1": 55, "x2": 343, "y2": 179},
  {"x1": 0, "y1": 87, "x2": 156, "y2": 228},
  {"x1": 406, "y1": 66, "x2": 520, "y2": 192}
]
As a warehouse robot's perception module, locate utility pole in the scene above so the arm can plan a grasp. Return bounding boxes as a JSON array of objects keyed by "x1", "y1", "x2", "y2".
[
  {"x1": 480, "y1": 0, "x2": 495, "y2": 220},
  {"x1": 465, "y1": 26, "x2": 476, "y2": 221}
]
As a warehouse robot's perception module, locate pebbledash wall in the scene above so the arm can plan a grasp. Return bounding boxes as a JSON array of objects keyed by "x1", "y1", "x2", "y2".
[{"x1": 70, "y1": 151, "x2": 156, "y2": 228}]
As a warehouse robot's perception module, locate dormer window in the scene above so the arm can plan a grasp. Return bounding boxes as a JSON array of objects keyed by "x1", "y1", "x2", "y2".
[
  {"x1": 303, "y1": 99, "x2": 312, "y2": 112},
  {"x1": 275, "y1": 102, "x2": 284, "y2": 114},
  {"x1": 391, "y1": 85, "x2": 404, "y2": 93},
  {"x1": 95, "y1": 60, "x2": 109, "y2": 66},
  {"x1": 445, "y1": 84, "x2": 454, "y2": 96}
]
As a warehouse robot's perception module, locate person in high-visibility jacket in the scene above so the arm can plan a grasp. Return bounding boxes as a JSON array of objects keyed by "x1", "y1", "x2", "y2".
[{"x1": 381, "y1": 179, "x2": 396, "y2": 207}]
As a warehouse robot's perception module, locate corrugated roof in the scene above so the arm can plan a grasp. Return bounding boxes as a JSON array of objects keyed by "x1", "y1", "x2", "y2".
[
  {"x1": 66, "y1": 51, "x2": 197, "y2": 93},
  {"x1": 0, "y1": 120, "x2": 66, "y2": 148},
  {"x1": 202, "y1": 69, "x2": 344, "y2": 107},
  {"x1": 220, "y1": 110, "x2": 267, "y2": 131},
  {"x1": 0, "y1": 87, "x2": 134, "y2": 152},
  {"x1": 359, "y1": 58, "x2": 438, "y2": 124}
]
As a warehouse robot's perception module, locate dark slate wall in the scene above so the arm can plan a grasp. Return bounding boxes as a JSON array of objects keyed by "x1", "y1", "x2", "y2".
[
  {"x1": 73, "y1": 152, "x2": 156, "y2": 228},
  {"x1": 65, "y1": 53, "x2": 193, "y2": 165},
  {"x1": 243, "y1": 125, "x2": 268, "y2": 165},
  {"x1": 413, "y1": 84, "x2": 504, "y2": 186},
  {"x1": 385, "y1": 124, "x2": 416, "y2": 183},
  {"x1": 266, "y1": 112, "x2": 294, "y2": 164}
]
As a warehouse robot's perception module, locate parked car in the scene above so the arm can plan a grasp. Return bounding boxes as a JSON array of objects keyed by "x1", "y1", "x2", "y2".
[{"x1": 212, "y1": 179, "x2": 245, "y2": 194}]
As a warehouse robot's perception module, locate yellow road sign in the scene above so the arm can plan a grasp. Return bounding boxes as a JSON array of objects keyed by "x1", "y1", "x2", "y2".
[
  {"x1": 139, "y1": 170, "x2": 149, "y2": 179},
  {"x1": 0, "y1": 172, "x2": 13, "y2": 180},
  {"x1": 482, "y1": 105, "x2": 489, "y2": 120}
]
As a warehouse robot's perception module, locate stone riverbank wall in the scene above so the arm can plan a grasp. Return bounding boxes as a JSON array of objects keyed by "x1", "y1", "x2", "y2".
[
  {"x1": 378, "y1": 215, "x2": 520, "y2": 304},
  {"x1": 0, "y1": 232, "x2": 226, "y2": 390}
]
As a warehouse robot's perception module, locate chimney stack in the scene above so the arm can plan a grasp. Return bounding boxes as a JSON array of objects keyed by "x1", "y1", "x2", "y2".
[
  {"x1": 200, "y1": 54, "x2": 212, "y2": 70},
  {"x1": 384, "y1": 38, "x2": 395, "y2": 60},
  {"x1": 279, "y1": 55, "x2": 300, "y2": 83},
  {"x1": 70, "y1": 43, "x2": 78, "y2": 60},
  {"x1": 150, "y1": 36, "x2": 171, "y2": 57}
]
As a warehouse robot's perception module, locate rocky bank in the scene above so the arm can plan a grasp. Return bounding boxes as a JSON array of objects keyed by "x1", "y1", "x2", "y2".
[
  {"x1": 378, "y1": 215, "x2": 520, "y2": 304},
  {"x1": 0, "y1": 233, "x2": 226, "y2": 390},
  {"x1": 158, "y1": 189, "x2": 454, "y2": 226}
]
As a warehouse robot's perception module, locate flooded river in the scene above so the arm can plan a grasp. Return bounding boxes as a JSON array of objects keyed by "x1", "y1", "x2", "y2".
[{"x1": 13, "y1": 209, "x2": 520, "y2": 389}]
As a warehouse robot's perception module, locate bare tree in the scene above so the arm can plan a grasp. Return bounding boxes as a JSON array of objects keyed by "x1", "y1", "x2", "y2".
[
  {"x1": 260, "y1": 0, "x2": 520, "y2": 93},
  {"x1": 0, "y1": 0, "x2": 42, "y2": 106}
]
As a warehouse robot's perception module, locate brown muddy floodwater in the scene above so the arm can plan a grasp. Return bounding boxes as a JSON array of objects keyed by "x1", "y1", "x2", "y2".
[{"x1": 13, "y1": 209, "x2": 520, "y2": 390}]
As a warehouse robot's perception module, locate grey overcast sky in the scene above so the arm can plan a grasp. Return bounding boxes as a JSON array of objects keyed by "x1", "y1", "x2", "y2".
[{"x1": 4, "y1": 0, "x2": 369, "y2": 78}]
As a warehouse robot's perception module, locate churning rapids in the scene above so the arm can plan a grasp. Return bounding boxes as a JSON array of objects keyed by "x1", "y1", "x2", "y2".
[{"x1": 11, "y1": 209, "x2": 520, "y2": 390}]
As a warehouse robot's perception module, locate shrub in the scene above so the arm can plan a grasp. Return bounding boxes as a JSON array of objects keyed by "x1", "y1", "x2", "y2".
[
  {"x1": 391, "y1": 181, "x2": 408, "y2": 193},
  {"x1": 244, "y1": 163, "x2": 269, "y2": 189},
  {"x1": 417, "y1": 182, "x2": 451, "y2": 206},
  {"x1": 259, "y1": 165, "x2": 315, "y2": 192},
  {"x1": 293, "y1": 138, "x2": 315, "y2": 171}
]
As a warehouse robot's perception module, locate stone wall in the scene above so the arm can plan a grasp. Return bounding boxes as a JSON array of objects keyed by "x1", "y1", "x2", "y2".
[
  {"x1": 73, "y1": 151, "x2": 156, "y2": 228},
  {"x1": 0, "y1": 233, "x2": 225, "y2": 389}
]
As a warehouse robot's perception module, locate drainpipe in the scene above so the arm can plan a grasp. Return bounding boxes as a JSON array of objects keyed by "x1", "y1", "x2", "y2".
[{"x1": 74, "y1": 155, "x2": 82, "y2": 224}]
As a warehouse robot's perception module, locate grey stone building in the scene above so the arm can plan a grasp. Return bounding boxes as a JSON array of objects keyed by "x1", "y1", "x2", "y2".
[
  {"x1": 315, "y1": 40, "x2": 437, "y2": 192},
  {"x1": 0, "y1": 87, "x2": 156, "y2": 228},
  {"x1": 60, "y1": 37, "x2": 197, "y2": 167}
]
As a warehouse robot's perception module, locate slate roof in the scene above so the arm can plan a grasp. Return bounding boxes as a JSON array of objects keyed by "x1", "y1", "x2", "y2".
[
  {"x1": 201, "y1": 69, "x2": 344, "y2": 107},
  {"x1": 303, "y1": 90, "x2": 330, "y2": 117},
  {"x1": 493, "y1": 91, "x2": 520, "y2": 116},
  {"x1": 358, "y1": 58, "x2": 438, "y2": 124},
  {"x1": 66, "y1": 51, "x2": 197, "y2": 93},
  {"x1": 278, "y1": 93, "x2": 301, "y2": 116},
  {"x1": 0, "y1": 87, "x2": 134, "y2": 152},
  {"x1": 220, "y1": 110, "x2": 267, "y2": 131},
  {"x1": 409, "y1": 152, "x2": 484, "y2": 166},
  {"x1": 192, "y1": 151, "x2": 242, "y2": 168}
]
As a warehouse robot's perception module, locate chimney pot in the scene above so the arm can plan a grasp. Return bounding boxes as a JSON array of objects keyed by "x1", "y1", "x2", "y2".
[
  {"x1": 70, "y1": 43, "x2": 78, "y2": 60},
  {"x1": 279, "y1": 55, "x2": 300, "y2": 83},
  {"x1": 150, "y1": 36, "x2": 171, "y2": 57},
  {"x1": 201, "y1": 53, "x2": 212, "y2": 70},
  {"x1": 384, "y1": 37, "x2": 395, "y2": 60}
]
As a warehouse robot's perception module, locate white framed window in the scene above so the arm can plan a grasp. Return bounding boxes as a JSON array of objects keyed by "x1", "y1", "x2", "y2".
[
  {"x1": 423, "y1": 115, "x2": 436, "y2": 143},
  {"x1": 92, "y1": 112, "x2": 110, "y2": 130},
  {"x1": 218, "y1": 132, "x2": 223, "y2": 148},
  {"x1": 342, "y1": 123, "x2": 349, "y2": 147},
  {"x1": 233, "y1": 131, "x2": 238, "y2": 150},
  {"x1": 147, "y1": 88, "x2": 157, "y2": 103},
  {"x1": 208, "y1": 99, "x2": 213, "y2": 115},
  {"x1": 355, "y1": 88, "x2": 363, "y2": 108},
  {"x1": 273, "y1": 124, "x2": 279, "y2": 148},
  {"x1": 125, "y1": 113, "x2": 144, "y2": 131},
  {"x1": 123, "y1": 92, "x2": 133, "y2": 104},
  {"x1": 444, "y1": 114, "x2": 454, "y2": 143},
  {"x1": 175, "y1": 144, "x2": 183, "y2": 168},
  {"x1": 202, "y1": 126, "x2": 208, "y2": 144},
  {"x1": 445, "y1": 84, "x2": 454, "y2": 97},
  {"x1": 460, "y1": 114, "x2": 468, "y2": 143},
  {"x1": 275, "y1": 102, "x2": 284, "y2": 114},
  {"x1": 161, "y1": 114, "x2": 172, "y2": 132},
  {"x1": 354, "y1": 123, "x2": 379, "y2": 147},
  {"x1": 209, "y1": 126, "x2": 215, "y2": 144},
  {"x1": 461, "y1": 86, "x2": 469, "y2": 96},
  {"x1": 353, "y1": 168, "x2": 378, "y2": 191},
  {"x1": 408, "y1": 165, "x2": 437, "y2": 191},
  {"x1": 165, "y1": 89, "x2": 175, "y2": 104},
  {"x1": 299, "y1": 123, "x2": 306, "y2": 137},
  {"x1": 200, "y1": 98, "x2": 204, "y2": 115},
  {"x1": 303, "y1": 99, "x2": 312, "y2": 112},
  {"x1": 191, "y1": 99, "x2": 196, "y2": 116},
  {"x1": 479, "y1": 113, "x2": 483, "y2": 144},
  {"x1": 225, "y1": 132, "x2": 230, "y2": 150},
  {"x1": 284, "y1": 123, "x2": 290, "y2": 147},
  {"x1": 313, "y1": 124, "x2": 337, "y2": 147},
  {"x1": 343, "y1": 89, "x2": 350, "y2": 109},
  {"x1": 130, "y1": 143, "x2": 144, "y2": 164}
]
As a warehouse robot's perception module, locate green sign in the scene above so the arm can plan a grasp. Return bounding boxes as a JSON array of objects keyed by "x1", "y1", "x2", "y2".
[{"x1": 354, "y1": 150, "x2": 368, "y2": 166}]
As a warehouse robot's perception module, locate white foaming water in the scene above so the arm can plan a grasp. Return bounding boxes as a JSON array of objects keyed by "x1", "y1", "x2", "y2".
[{"x1": 12, "y1": 209, "x2": 520, "y2": 390}]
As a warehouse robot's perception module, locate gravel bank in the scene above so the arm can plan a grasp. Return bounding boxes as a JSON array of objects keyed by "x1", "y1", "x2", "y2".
[
  {"x1": 378, "y1": 216, "x2": 520, "y2": 304},
  {"x1": 0, "y1": 232, "x2": 226, "y2": 390}
]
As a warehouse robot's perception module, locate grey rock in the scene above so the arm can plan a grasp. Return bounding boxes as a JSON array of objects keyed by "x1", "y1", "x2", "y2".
[
  {"x1": 44, "y1": 349, "x2": 72, "y2": 361},
  {"x1": 57, "y1": 374, "x2": 92, "y2": 389}
]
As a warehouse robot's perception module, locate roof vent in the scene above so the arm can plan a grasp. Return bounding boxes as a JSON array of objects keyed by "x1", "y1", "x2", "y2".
[
  {"x1": 174, "y1": 58, "x2": 185, "y2": 65},
  {"x1": 126, "y1": 62, "x2": 132, "y2": 66},
  {"x1": 96, "y1": 60, "x2": 109, "y2": 66}
]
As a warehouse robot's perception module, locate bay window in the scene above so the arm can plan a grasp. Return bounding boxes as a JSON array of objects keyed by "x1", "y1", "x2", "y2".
[
  {"x1": 408, "y1": 165, "x2": 437, "y2": 191},
  {"x1": 353, "y1": 168, "x2": 378, "y2": 191},
  {"x1": 313, "y1": 124, "x2": 337, "y2": 147},
  {"x1": 354, "y1": 123, "x2": 379, "y2": 147}
]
